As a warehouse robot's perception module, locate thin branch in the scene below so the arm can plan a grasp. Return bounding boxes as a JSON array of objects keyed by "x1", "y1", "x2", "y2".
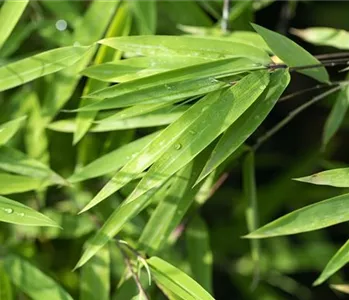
[
  {"x1": 117, "y1": 241, "x2": 150, "y2": 300},
  {"x1": 315, "y1": 52, "x2": 349, "y2": 60},
  {"x1": 252, "y1": 85, "x2": 344, "y2": 151}
]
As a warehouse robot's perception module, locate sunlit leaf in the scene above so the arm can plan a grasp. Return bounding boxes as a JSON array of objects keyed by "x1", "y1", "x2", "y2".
[
  {"x1": 294, "y1": 168, "x2": 349, "y2": 187},
  {"x1": 291, "y1": 27, "x2": 349, "y2": 50},
  {"x1": 185, "y1": 215, "x2": 213, "y2": 294},
  {"x1": 314, "y1": 238, "x2": 349, "y2": 285},
  {"x1": 80, "y1": 245, "x2": 110, "y2": 300},
  {"x1": 147, "y1": 256, "x2": 214, "y2": 300},
  {"x1": 0, "y1": 0, "x2": 29, "y2": 50},
  {"x1": 0, "y1": 195, "x2": 58, "y2": 227},
  {"x1": 127, "y1": 70, "x2": 269, "y2": 202},
  {"x1": 98, "y1": 35, "x2": 271, "y2": 63},
  {"x1": 4, "y1": 255, "x2": 73, "y2": 300},
  {"x1": 331, "y1": 284, "x2": 349, "y2": 294},
  {"x1": 69, "y1": 132, "x2": 159, "y2": 183},
  {"x1": 251, "y1": 23, "x2": 329, "y2": 83},
  {"x1": 0, "y1": 173, "x2": 49, "y2": 194},
  {"x1": 0, "y1": 116, "x2": 26, "y2": 145},
  {"x1": 0, "y1": 45, "x2": 90, "y2": 92},
  {"x1": 246, "y1": 193, "x2": 349, "y2": 238},
  {"x1": 197, "y1": 69, "x2": 290, "y2": 182}
]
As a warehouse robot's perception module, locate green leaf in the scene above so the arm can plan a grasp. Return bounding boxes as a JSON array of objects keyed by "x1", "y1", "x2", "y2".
[
  {"x1": 251, "y1": 23, "x2": 329, "y2": 83},
  {"x1": 0, "y1": 0, "x2": 29, "y2": 50},
  {"x1": 245, "y1": 193, "x2": 349, "y2": 238},
  {"x1": 98, "y1": 35, "x2": 271, "y2": 63},
  {"x1": 0, "y1": 45, "x2": 90, "y2": 92},
  {"x1": 0, "y1": 195, "x2": 58, "y2": 227},
  {"x1": 75, "y1": 186, "x2": 166, "y2": 269},
  {"x1": 0, "y1": 173, "x2": 49, "y2": 194},
  {"x1": 322, "y1": 84, "x2": 349, "y2": 147},
  {"x1": 79, "y1": 90, "x2": 222, "y2": 213},
  {"x1": 80, "y1": 245, "x2": 110, "y2": 300},
  {"x1": 0, "y1": 116, "x2": 26, "y2": 145},
  {"x1": 131, "y1": 0, "x2": 157, "y2": 35},
  {"x1": 291, "y1": 27, "x2": 349, "y2": 50},
  {"x1": 127, "y1": 70, "x2": 269, "y2": 202},
  {"x1": 76, "y1": 57, "x2": 258, "y2": 111},
  {"x1": 197, "y1": 69, "x2": 290, "y2": 182},
  {"x1": 0, "y1": 146, "x2": 64, "y2": 184},
  {"x1": 81, "y1": 56, "x2": 212, "y2": 82},
  {"x1": 314, "y1": 238, "x2": 349, "y2": 286},
  {"x1": 331, "y1": 284, "x2": 349, "y2": 294},
  {"x1": 147, "y1": 256, "x2": 214, "y2": 300},
  {"x1": 74, "y1": 1, "x2": 131, "y2": 144},
  {"x1": 0, "y1": 262, "x2": 13, "y2": 300},
  {"x1": 185, "y1": 215, "x2": 213, "y2": 294},
  {"x1": 294, "y1": 168, "x2": 349, "y2": 188},
  {"x1": 48, "y1": 107, "x2": 186, "y2": 133},
  {"x1": 4, "y1": 254, "x2": 73, "y2": 300},
  {"x1": 69, "y1": 132, "x2": 159, "y2": 183}
]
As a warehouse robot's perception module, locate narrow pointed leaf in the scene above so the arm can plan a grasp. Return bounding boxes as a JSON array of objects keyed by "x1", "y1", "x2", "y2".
[
  {"x1": 131, "y1": 0, "x2": 157, "y2": 35},
  {"x1": 251, "y1": 23, "x2": 329, "y2": 83},
  {"x1": 0, "y1": 45, "x2": 90, "y2": 92},
  {"x1": 0, "y1": 0, "x2": 29, "y2": 50},
  {"x1": 128, "y1": 71, "x2": 269, "y2": 202},
  {"x1": 69, "y1": 132, "x2": 159, "y2": 183},
  {"x1": 77, "y1": 57, "x2": 259, "y2": 111},
  {"x1": 0, "y1": 263, "x2": 13, "y2": 300},
  {"x1": 80, "y1": 245, "x2": 110, "y2": 300},
  {"x1": 98, "y1": 35, "x2": 271, "y2": 63},
  {"x1": 4, "y1": 255, "x2": 73, "y2": 300},
  {"x1": 294, "y1": 168, "x2": 349, "y2": 188},
  {"x1": 198, "y1": 69, "x2": 290, "y2": 182},
  {"x1": 246, "y1": 193, "x2": 349, "y2": 238},
  {"x1": 0, "y1": 195, "x2": 58, "y2": 227},
  {"x1": 80, "y1": 90, "x2": 223, "y2": 213},
  {"x1": 0, "y1": 116, "x2": 26, "y2": 145},
  {"x1": 322, "y1": 84, "x2": 349, "y2": 147},
  {"x1": 331, "y1": 284, "x2": 349, "y2": 294},
  {"x1": 0, "y1": 146, "x2": 65, "y2": 184},
  {"x1": 0, "y1": 173, "x2": 49, "y2": 194},
  {"x1": 147, "y1": 256, "x2": 214, "y2": 300},
  {"x1": 314, "y1": 238, "x2": 349, "y2": 286},
  {"x1": 185, "y1": 216, "x2": 213, "y2": 294},
  {"x1": 291, "y1": 27, "x2": 349, "y2": 50}
]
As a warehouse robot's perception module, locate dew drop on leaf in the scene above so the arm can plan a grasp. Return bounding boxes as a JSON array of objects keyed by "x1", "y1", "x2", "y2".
[
  {"x1": 174, "y1": 143, "x2": 182, "y2": 150},
  {"x1": 3, "y1": 208, "x2": 13, "y2": 214}
]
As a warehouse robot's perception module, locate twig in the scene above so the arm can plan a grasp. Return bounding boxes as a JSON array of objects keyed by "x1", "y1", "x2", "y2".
[
  {"x1": 222, "y1": 0, "x2": 231, "y2": 33},
  {"x1": 117, "y1": 241, "x2": 150, "y2": 300},
  {"x1": 252, "y1": 85, "x2": 344, "y2": 151}
]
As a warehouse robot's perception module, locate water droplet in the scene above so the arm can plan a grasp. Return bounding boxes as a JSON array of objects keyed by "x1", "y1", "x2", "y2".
[
  {"x1": 174, "y1": 143, "x2": 182, "y2": 150},
  {"x1": 18, "y1": 212, "x2": 24, "y2": 217},
  {"x1": 189, "y1": 130, "x2": 196, "y2": 135},
  {"x1": 3, "y1": 208, "x2": 13, "y2": 214},
  {"x1": 201, "y1": 106, "x2": 209, "y2": 112},
  {"x1": 55, "y1": 19, "x2": 67, "y2": 31},
  {"x1": 259, "y1": 85, "x2": 265, "y2": 90},
  {"x1": 164, "y1": 84, "x2": 172, "y2": 90}
]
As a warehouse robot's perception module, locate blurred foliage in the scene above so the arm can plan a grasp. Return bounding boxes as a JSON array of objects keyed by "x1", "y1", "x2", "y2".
[{"x1": 1, "y1": 1, "x2": 349, "y2": 300}]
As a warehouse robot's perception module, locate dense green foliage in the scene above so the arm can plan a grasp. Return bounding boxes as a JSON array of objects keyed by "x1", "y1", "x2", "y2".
[{"x1": 1, "y1": 1, "x2": 349, "y2": 299}]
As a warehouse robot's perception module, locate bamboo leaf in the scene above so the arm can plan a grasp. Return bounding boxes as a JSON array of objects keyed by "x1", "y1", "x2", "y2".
[
  {"x1": 246, "y1": 193, "x2": 349, "y2": 238},
  {"x1": 197, "y1": 69, "x2": 290, "y2": 182},
  {"x1": 0, "y1": 195, "x2": 58, "y2": 227},
  {"x1": 4, "y1": 255, "x2": 73, "y2": 300},
  {"x1": 147, "y1": 256, "x2": 214, "y2": 300},
  {"x1": 322, "y1": 84, "x2": 349, "y2": 147},
  {"x1": 0, "y1": 45, "x2": 90, "y2": 92},
  {"x1": 0, "y1": 173, "x2": 49, "y2": 194},
  {"x1": 131, "y1": 0, "x2": 157, "y2": 35},
  {"x1": 76, "y1": 57, "x2": 258, "y2": 111},
  {"x1": 331, "y1": 284, "x2": 349, "y2": 294},
  {"x1": 127, "y1": 70, "x2": 269, "y2": 202},
  {"x1": 98, "y1": 35, "x2": 271, "y2": 63},
  {"x1": 0, "y1": 262, "x2": 13, "y2": 300},
  {"x1": 80, "y1": 245, "x2": 110, "y2": 300},
  {"x1": 69, "y1": 132, "x2": 159, "y2": 183},
  {"x1": 291, "y1": 27, "x2": 349, "y2": 50},
  {"x1": 79, "y1": 90, "x2": 223, "y2": 213},
  {"x1": 251, "y1": 23, "x2": 329, "y2": 83},
  {"x1": 294, "y1": 168, "x2": 349, "y2": 187},
  {"x1": 314, "y1": 238, "x2": 349, "y2": 286},
  {"x1": 185, "y1": 215, "x2": 213, "y2": 294},
  {"x1": 0, "y1": 0, "x2": 29, "y2": 50},
  {"x1": 0, "y1": 116, "x2": 26, "y2": 145}
]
